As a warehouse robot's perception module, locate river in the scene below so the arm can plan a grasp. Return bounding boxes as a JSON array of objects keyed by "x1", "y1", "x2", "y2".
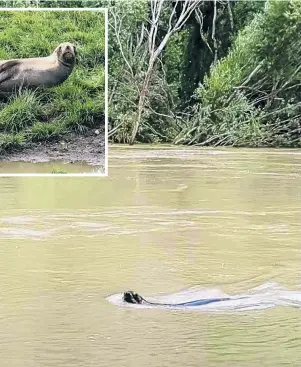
[{"x1": 0, "y1": 145, "x2": 300, "y2": 366}]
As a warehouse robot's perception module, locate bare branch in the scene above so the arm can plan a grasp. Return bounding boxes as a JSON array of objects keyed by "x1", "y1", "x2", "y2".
[
  {"x1": 144, "y1": 121, "x2": 169, "y2": 140},
  {"x1": 195, "y1": 8, "x2": 213, "y2": 54},
  {"x1": 212, "y1": 0, "x2": 218, "y2": 65},
  {"x1": 153, "y1": 0, "x2": 201, "y2": 60},
  {"x1": 137, "y1": 22, "x2": 146, "y2": 50},
  {"x1": 168, "y1": 0, "x2": 179, "y2": 32},
  {"x1": 147, "y1": 105, "x2": 175, "y2": 120},
  {"x1": 240, "y1": 61, "x2": 264, "y2": 87},
  {"x1": 109, "y1": 9, "x2": 135, "y2": 79},
  {"x1": 121, "y1": 0, "x2": 202, "y2": 144},
  {"x1": 227, "y1": 0, "x2": 234, "y2": 32},
  {"x1": 108, "y1": 120, "x2": 126, "y2": 137},
  {"x1": 149, "y1": 0, "x2": 164, "y2": 55}
]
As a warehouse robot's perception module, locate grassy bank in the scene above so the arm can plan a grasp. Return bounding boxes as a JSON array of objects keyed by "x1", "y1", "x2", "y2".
[{"x1": 0, "y1": 10, "x2": 105, "y2": 154}]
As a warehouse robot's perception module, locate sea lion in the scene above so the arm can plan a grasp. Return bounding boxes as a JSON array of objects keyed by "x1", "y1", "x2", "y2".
[
  {"x1": 123, "y1": 291, "x2": 145, "y2": 304},
  {"x1": 123, "y1": 290, "x2": 232, "y2": 307},
  {"x1": 0, "y1": 42, "x2": 77, "y2": 95}
]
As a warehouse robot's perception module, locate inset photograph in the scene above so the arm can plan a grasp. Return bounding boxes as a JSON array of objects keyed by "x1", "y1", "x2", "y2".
[{"x1": 0, "y1": 9, "x2": 107, "y2": 175}]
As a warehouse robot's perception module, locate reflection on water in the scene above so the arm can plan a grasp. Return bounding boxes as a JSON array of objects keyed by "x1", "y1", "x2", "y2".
[{"x1": 0, "y1": 146, "x2": 300, "y2": 367}]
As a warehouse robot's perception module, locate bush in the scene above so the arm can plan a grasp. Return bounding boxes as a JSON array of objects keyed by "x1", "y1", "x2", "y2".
[{"x1": 192, "y1": 0, "x2": 301, "y2": 147}]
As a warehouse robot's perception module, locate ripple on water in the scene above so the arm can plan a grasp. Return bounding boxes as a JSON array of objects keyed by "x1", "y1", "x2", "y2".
[
  {"x1": 0, "y1": 207, "x2": 300, "y2": 241},
  {"x1": 0, "y1": 147, "x2": 300, "y2": 367},
  {"x1": 107, "y1": 282, "x2": 301, "y2": 312}
]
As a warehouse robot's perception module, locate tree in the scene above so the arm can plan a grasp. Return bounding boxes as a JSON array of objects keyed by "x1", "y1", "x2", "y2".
[{"x1": 110, "y1": 0, "x2": 202, "y2": 145}]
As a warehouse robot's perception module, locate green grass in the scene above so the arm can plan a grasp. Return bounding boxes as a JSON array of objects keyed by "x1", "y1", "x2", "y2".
[
  {"x1": 0, "y1": 90, "x2": 43, "y2": 133},
  {"x1": 0, "y1": 132, "x2": 25, "y2": 153},
  {"x1": 28, "y1": 121, "x2": 66, "y2": 142},
  {"x1": 0, "y1": 9, "x2": 105, "y2": 153}
]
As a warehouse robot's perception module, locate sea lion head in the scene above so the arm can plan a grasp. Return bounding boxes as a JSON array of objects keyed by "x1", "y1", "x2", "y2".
[
  {"x1": 54, "y1": 42, "x2": 77, "y2": 67},
  {"x1": 123, "y1": 291, "x2": 143, "y2": 304}
]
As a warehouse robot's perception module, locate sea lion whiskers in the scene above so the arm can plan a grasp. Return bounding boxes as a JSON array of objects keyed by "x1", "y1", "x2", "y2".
[{"x1": 54, "y1": 42, "x2": 76, "y2": 67}]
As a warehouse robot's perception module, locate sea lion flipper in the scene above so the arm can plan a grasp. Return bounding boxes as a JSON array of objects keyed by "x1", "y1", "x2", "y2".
[{"x1": 0, "y1": 60, "x2": 20, "y2": 84}]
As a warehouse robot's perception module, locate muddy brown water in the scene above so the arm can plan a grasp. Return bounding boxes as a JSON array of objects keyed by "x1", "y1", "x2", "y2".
[
  {"x1": 0, "y1": 145, "x2": 300, "y2": 367},
  {"x1": 0, "y1": 160, "x2": 104, "y2": 175}
]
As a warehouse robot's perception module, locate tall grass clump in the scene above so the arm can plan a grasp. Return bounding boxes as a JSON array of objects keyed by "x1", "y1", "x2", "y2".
[
  {"x1": 28, "y1": 121, "x2": 66, "y2": 142},
  {"x1": 0, "y1": 133, "x2": 25, "y2": 153},
  {"x1": 0, "y1": 90, "x2": 42, "y2": 133}
]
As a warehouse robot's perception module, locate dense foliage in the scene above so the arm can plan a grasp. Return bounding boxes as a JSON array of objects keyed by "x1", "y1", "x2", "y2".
[
  {"x1": 108, "y1": 0, "x2": 301, "y2": 147},
  {"x1": 1, "y1": 0, "x2": 301, "y2": 148},
  {"x1": 192, "y1": 1, "x2": 301, "y2": 147}
]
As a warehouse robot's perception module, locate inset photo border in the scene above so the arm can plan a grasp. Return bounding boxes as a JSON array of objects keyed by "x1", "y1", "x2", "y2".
[{"x1": 0, "y1": 7, "x2": 108, "y2": 176}]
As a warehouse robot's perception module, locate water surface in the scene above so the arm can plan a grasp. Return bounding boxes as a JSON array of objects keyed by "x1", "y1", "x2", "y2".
[
  {"x1": 0, "y1": 160, "x2": 104, "y2": 175},
  {"x1": 0, "y1": 145, "x2": 300, "y2": 367}
]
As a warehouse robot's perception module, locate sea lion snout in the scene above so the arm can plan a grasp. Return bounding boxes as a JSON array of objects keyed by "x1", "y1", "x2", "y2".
[
  {"x1": 54, "y1": 42, "x2": 76, "y2": 66},
  {"x1": 64, "y1": 44, "x2": 76, "y2": 58},
  {"x1": 64, "y1": 51, "x2": 74, "y2": 60}
]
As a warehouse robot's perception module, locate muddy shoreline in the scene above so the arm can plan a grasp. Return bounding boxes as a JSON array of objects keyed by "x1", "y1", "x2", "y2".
[{"x1": 0, "y1": 127, "x2": 106, "y2": 167}]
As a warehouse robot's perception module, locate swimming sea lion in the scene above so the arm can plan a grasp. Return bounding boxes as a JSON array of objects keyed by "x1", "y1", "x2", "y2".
[
  {"x1": 123, "y1": 291, "x2": 145, "y2": 304},
  {"x1": 123, "y1": 290, "x2": 232, "y2": 307},
  {"x1": 0, "y1": 42, "x2": 77, "y2": 95}
]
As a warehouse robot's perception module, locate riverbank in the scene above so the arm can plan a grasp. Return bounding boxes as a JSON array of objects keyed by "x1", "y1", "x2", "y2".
[{"x1": 0, "y1": 127, "x2": 105, "y2": 167}]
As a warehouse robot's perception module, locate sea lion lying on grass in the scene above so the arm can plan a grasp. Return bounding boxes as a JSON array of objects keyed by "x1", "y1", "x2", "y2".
[{"x1": 0, "y1": 42, "x2": 76, "y2": 95}]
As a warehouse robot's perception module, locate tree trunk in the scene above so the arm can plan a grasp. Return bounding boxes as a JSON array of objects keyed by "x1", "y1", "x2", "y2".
[{"x1": 129, "y1": 59, "x2": 154, "y2": 145}]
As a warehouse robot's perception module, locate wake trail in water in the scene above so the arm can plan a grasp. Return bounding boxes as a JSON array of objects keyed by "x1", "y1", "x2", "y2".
[{"x1": 107, "y1": 282, "x2": 301, "y2": 312}]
